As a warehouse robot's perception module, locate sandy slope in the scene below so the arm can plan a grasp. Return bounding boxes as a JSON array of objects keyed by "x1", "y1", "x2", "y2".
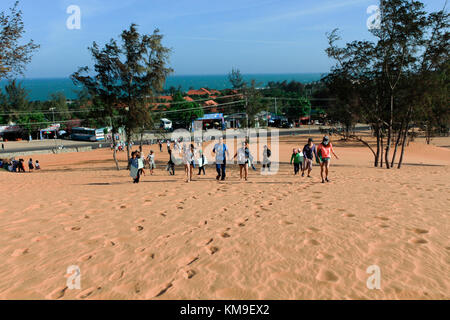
[{"x1": 0, "y1": 135, "x2": 449, "y2": 300}]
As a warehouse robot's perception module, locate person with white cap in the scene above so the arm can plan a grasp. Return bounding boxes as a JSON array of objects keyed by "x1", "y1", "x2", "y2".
[{"x1": 316, "y1": 136, "x2": 339, "y2": 183}]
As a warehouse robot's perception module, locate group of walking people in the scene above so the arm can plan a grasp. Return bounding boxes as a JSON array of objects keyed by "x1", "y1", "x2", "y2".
[
  {"x1": 290, "y1": 136, "x2": 339, "y2": 183},
  {"x1": 129, "y1": 135, "x2": 338, "y2": 184}
]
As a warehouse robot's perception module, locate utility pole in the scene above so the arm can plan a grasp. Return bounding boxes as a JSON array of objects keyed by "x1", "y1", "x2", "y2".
[{"x1": 274, "y1": 98, "x2": 277, "y2": 115}]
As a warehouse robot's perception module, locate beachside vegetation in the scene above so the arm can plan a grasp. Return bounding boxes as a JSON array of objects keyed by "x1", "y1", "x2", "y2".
[
  {"x1": 324, "y1": 0, "x2": 449, "y2": 169},
  {"x1": 71, "y1": 24, "x2": 173, "y2": 169}
]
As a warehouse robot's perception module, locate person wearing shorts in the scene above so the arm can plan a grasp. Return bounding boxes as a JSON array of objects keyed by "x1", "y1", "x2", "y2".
[
  {"x1": 316, "y1": 136, "x2": 339, "y2": 183},
  {"x1": 147, "y1": 150, "x2": 156, "y2": 175},
  {"x1": 302, "y1": 138, "x2": 318, "y2": 178},
  {"x1": 234, "y1": 142, "x2": 250, "y2": 181}
]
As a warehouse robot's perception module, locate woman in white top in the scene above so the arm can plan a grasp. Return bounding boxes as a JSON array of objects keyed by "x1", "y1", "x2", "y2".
[
  {"x1": 147, "y1": 150, "x2": 156, "y2": 175},
  {"x1": 183, "y1": 144, "x2": 196, "y2": 183}
]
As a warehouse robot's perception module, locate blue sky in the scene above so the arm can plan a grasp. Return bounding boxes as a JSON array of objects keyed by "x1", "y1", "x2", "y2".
[{"x1": 2, "y1": 0, "x2": 446, "y2": 78}]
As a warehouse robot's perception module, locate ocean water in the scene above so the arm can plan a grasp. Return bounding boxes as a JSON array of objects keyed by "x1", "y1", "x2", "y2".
[{"x1": 0, "y1": 73, "x2": 325, "y2": 101}]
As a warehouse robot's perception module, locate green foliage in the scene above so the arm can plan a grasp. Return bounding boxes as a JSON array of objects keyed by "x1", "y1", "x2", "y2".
[
  {"x1": 169, "y1": 92, "x2": 204, "y2": 128},
  {"x1": 0, "y1": 1, "x2": 39, "y2": 80},
  {"x1": 228, "y1": 68, "x2": 245, "y2": 90},
  {"x1": 72, "y1": 24, "x2": 173, "y2": 141}
]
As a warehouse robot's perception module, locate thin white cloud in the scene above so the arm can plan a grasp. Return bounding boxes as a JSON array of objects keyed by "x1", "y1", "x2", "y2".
[
  {"x1": 173, "y1": 36, "x2": 303, "y2": 46},
  {"x1": 257, "y1": 0, "x2": 372, "y2": 23}
]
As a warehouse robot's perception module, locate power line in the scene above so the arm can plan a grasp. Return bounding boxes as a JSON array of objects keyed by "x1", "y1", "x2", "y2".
[
  {"x1": 0, "y1": 94, "x2": 244, "y2": 116},
  {"x1": 0, "y1": 100, "x2": 246, "y2": 127}
]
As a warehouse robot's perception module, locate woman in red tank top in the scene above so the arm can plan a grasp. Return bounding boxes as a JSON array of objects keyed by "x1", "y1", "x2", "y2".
[{"x1": 317, "y1": 136, "x2": 339, "y2": 183}]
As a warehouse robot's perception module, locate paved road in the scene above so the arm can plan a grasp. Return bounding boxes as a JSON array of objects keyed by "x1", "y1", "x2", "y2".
[{"x1": 1, "y1": 125, "x2": 371, "y2": 155}]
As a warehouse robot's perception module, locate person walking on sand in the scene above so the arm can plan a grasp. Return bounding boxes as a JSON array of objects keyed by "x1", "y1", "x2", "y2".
[
  {"x1": 35, "y1": 160, "x2": 40, "y2": 170},
  {"x1": 262, "y1": 145, "x2": 272, "y2": 172},
  {"x1": 290, "y1": 148, "x2": 303, "y2": 175},
  {"x1": 213, "y1": 137, "x2": 229, "y2": 181},
  {"x1": 302, "y1": 138, "x2": 318, "y2": 178},
  {"x1": 147, "y1": 150, "x2": 156, "y2": 175},
  {"x1": 197, "y1": 150, "x2": 207, "y2": 175},
  {"x1": 234, "y1": 142, "x2": 250, "y2": 181},
  {"x1": 129, "y1": 151, "x2": 140, "y2": 184},
  {"x1": 166, "y1": 149, "x2": 175, "y2": 176},
  {"x1": 317, "y1": 136, "x2": 339, "y2": 183},
  {"x1": 159, "y1": 140, "x2": 162, "y2": 152},
  {"x1": 183, "y1": 144, "x2": 196, "y2": 183}
]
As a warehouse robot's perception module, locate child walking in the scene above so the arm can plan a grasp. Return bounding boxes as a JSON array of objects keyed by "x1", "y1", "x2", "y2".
[{"x1": 290, "y1": 148, "x2": 303, "y2": 175}]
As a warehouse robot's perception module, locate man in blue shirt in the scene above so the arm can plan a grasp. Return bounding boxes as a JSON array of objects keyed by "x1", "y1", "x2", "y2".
[
  {"x1": 213, "y1": 137, "x2": 229, "y2": 181},
  {"x1": 302, "y1": 138, "x2": 318, "y2": 178}
]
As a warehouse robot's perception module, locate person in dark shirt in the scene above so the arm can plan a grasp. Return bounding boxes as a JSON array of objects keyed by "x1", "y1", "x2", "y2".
[{"x1": 302, "y1": 138, "x2": 318, "y2": 178}]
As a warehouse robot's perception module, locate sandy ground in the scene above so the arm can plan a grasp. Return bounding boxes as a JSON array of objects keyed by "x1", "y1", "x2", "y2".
[{"x1": 0, "y1": 134, "x2": 449, "y2": 300}]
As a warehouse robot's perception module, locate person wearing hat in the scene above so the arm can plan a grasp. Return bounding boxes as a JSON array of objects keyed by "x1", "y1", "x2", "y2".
[
  {"x1": 302, "y1": 138, "x2": 318, "y2": 178},
  {"x1": 317, "y1": 136, "x2": 339, "y2": 183}
]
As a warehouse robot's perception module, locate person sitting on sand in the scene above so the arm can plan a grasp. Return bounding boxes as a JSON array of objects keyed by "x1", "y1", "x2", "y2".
[
  {"x1": 317, "y1": 136, "x2": 339, "y2": 183},
  {"x1": 17, "y1": 159, "x2": 26, "y2": 173},
  {"x1": 290, "y1": 149, "x2": 302, "y2": 175},
  {"x1": 302, "y1": 138, "x2": 318, "y2": 178},
  {"x1": 35, "y1": 160, "x2": 41, "y2": 170},
  {"x1": 147, "y1": 150, "x2": 156, "y2": 175},
  {"x1": 28, "y1": 158, "x2": 34, "y2": 172}
]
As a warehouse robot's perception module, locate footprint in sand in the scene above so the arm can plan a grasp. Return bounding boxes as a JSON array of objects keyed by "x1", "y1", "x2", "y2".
[
  {"x1": 221, "y1": 232, "x2": 231, "y2": 238},
  {"x1": 120, "y1": 205, "x2": 127, "y2": 209},
  {"x1": 206, "y1": 246, "x2": 219, "y2": 255},
  {"x1": 76, "y1": 287, "x2": 102, "y2": 299},
  {"x1": 65, "y1": 226, "x2": 81, "y2": 231},
  {"x1": 47, "y1": 286, "x2": 68, "y2": 299},
  {"x1": 375, "y1": 216, "x2": 390, "y2": 221},
  {"x1": 316, "y1": 252, "x2": 334, "y2": 260},
  {"x1": 316, "y1": 269, "x2": 339, "y2": 282},
  {"x1": 11, "y1": 248, "x2": 29, "y2": 257},
  {"x1": 378, "y1": 224, "x2": 389, "y2": 228},
  {"x1": 109, "y1": 270, "x2": 125, "y2": 281},
  {"x1": 342, "y1": 213, "x2": 355, "y2": 218},
  {"x1": 305, "y1": 239, "x2": 321, "y2": 246},
  {"x1": 307, "y1": 227, "x2": 321, "y2": 233},
  {"x1": 413, "y1": 228, "x2": 429, "y2": 235},
  {"x1": 183, "y1": 269, "x2": 196, "y2": 279},
  {"x1": 78, "y1": 253, "x2": 93, "y2": 262},
  {"x1": 135, "y1": 226, "x2": 144, "y2": 232},
  {"x1": 280, "y1": 220, "x2": 294, "y2": 225},
  {"x1": 410, "y1": 238, "x2": 428, "y2": 245}
]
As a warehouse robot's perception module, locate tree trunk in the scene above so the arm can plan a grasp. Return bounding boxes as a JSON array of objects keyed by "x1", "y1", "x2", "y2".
[
  {"x1": 111, "y1": 131, "x2": 120, "y2": 171},
  {"x1": 126, "y1": 132, "x2": 131, "y2": 170},
  {"x1": 385, "y1": 94, "x2": 394, "y2": 169},
  {"x1": 380, "y1": 132, "x2": 384, "y2": 168},
  {"x1": 139, "y1": 131, "x2": 143, "y2": 153},
  {"x1": 398, "y1": 123, "x2": 409, "y2": 169},
  {"x1": 375, "y1": 125, "x2": 380, "y2": 167},
  {"x1": 390, "y1": 119, "x2": 404, "y2": 167}
]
